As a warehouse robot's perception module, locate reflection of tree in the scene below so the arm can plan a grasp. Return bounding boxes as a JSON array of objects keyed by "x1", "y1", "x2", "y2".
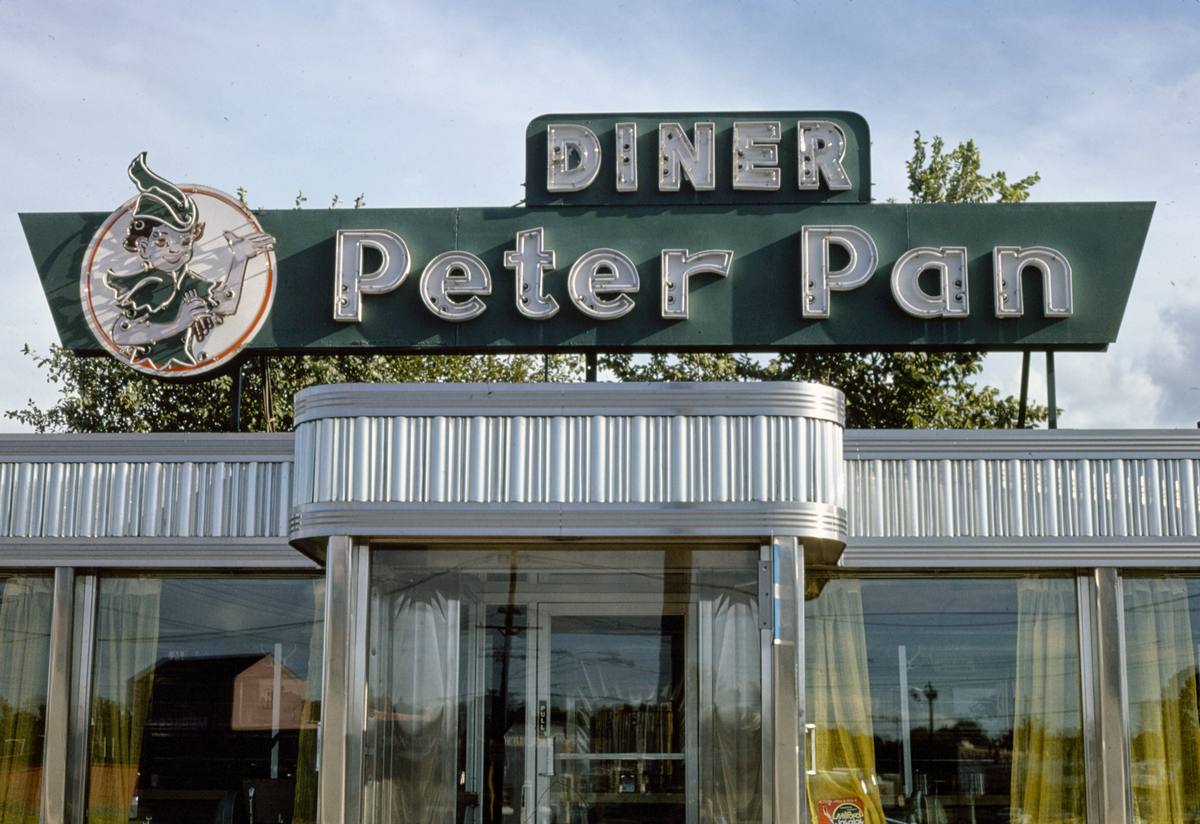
[
  {"x1": 1128, "y1": 666, "x2": 1200, "y2": 823},
  {"x1": 865, "y1": 715, "x2": 1083, "y2": 824},
  {"x1": 0, "y1": 696, "x2": 44, "y2": 824}
]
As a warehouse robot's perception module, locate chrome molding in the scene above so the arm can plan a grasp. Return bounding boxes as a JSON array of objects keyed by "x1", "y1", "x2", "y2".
[
  {"x1": 839, "y1": 537, "x2": 1200, "y2": 568},
  {"x1": 0, "y1": 538, "x2": 316, "y2": 569},
  {"x1": 291, "y1": 383, "x2": 849, "y2": 560},
  {"x1": 293, "y1": 381, "x2": 846, "y2": 424}
]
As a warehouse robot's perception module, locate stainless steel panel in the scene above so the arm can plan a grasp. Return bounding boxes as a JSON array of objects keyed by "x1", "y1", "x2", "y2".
[
  {"x1": 771, "y1": 537, "x2": 802, "y2": 824},
  {"x1": 65, "y1": 575, "x2": 96, "y2": 824},
  {"x1": 318, "y1": 536, "x2": 354, "y2": 824},
  {"x1": 40, "y1": 568, "x2": 74, "y2": 824},
  {"x1": 1095, "y1": 569, "x2": 1131, "y2": 824}
]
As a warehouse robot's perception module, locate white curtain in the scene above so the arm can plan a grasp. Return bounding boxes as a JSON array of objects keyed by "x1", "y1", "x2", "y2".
[
  {"x1": 365, "y1": 580, "x2": 461, "y2": 824},
  {"x1": 0, "y1": 576, "x2": 52, "y2": 824},
  {"x1": 703, "y1": 591, "x2": 761, "y2": 824}
]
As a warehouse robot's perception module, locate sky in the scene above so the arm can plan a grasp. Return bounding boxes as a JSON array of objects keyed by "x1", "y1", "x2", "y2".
[{"x1": 1, "y1": 0, "x2": 1198, "y2": 429}]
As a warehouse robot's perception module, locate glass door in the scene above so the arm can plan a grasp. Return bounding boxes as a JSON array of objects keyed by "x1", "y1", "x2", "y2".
[
  {"x1": 533, "y1": 604, "x2": 696, "y2": 824},
  {"x1": 366, "y1": 547, "x2": 762, "y2": 824}
]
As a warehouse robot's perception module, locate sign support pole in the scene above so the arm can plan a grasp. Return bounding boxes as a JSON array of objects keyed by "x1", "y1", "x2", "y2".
[
  {"x1": 231, "y1": 362, "x2": 244, "y2": 432},
  {"x1": 1017, "y1": 352, "x2": 1031, "y2": 429},
  {"x1": 1047, "y1": 351, "x2": 1059, "y2": 430},
  {"x1": 585, "y1": 352, "x2": 598, "y2": 383}
]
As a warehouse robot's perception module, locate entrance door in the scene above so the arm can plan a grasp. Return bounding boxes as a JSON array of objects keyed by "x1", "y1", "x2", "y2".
[
  {"x1": 364, "y1": 548, "x2": 761, "y2": 824},
  {"x1": 532, "y1": 604, "x2": 697, "y2": 824}
]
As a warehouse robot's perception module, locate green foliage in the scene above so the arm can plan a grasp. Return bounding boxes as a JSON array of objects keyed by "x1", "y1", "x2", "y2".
[
  {"x1": 7, "y1": 345, "x2": 581, "y2": 433},
  {"x1": 9, "y1": 132, "x2": 1049, "y2": 432},
  {"x1": 907, "y1": 132, "x2": 1040, "y2": 205}
]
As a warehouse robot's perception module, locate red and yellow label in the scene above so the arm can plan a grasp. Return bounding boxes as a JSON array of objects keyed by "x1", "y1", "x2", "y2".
[{"x1": 817, "y1": 798, "x2": 866, "y2": 824}]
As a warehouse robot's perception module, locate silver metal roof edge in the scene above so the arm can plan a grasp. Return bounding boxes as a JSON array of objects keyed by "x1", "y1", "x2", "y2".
[
  {"x1": 293, "y1": 381, "x2": 846, "y2": 425},
  {"x1": 0, "y1": 432, "x2": 295, "y2": 463},
  {"x1": 840, "y1": 535, "x2": 1200, "y2": 569},
  {"x1": 844, "y1": 428, "x2": 1200, "y2": 459}
]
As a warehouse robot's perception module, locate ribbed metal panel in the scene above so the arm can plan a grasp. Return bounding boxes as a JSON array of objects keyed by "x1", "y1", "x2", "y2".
[
  {"x1": 845, "y1": 453, "x2": 1200, "y2": 539},
  {"x1": 0, "y1": 457, "x2": 291, "y2": 539},
  {"x1": 293, "y1": 414, "x2": 844, "y2": 507}
]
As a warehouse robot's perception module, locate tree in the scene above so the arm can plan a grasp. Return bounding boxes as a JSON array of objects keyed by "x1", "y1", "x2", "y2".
[
  {"x1": 9, "y1": 134, "x2": 1047, "y2": 432},
  {"x1": 8, "y1": 348, "x2": 581, "y2": 433}
]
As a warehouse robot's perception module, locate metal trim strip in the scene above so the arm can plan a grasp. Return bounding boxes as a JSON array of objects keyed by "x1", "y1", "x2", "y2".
[
  {"x1": 839, "y1": 537, "x2": 1200, "y2": 568},
  {"x1": 845, "y1": 429, "x2": 1200, "y2": 459},
  {"x1": 293, "y1": 381, "x2": 846, "y2": 425},
  {"x1": 0, "y1": 538, "x2": 316, "y2": 569},
  {"x1": 0, "y1": 433, "x2": 293, "y2": 463}
]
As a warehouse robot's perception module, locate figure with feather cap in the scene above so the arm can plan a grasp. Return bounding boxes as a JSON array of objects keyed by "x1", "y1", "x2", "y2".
[{"x1": 103, "y1": 153, "x2": 275, "y2": 368}]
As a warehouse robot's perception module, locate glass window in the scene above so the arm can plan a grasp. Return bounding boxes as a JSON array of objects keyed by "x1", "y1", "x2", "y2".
[
  {"x1": 1122, "y1": 576, "x2": 1200, "y2": 823},
  {"x1": 364, "y1": 546, "x2": 762, "y2": 824},
  {"x1": 85, "y1": 577, "x2": 323, "y2": 824},
  {"x1": 0, "y1": 575, "x2": 53, "y2": 824},
  {"x1": 805, "y1": 575, "x2": 1085, "y2": 824}
]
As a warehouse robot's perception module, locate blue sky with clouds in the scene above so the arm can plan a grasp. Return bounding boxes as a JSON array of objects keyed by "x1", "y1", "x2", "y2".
[{"x1": 2, "y1": 0, "x2": 1198, "y2": 428}]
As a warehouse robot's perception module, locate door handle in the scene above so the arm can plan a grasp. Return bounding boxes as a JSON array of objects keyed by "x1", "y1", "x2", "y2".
[{"x1": 806, "y1": 722, "x2": 817, "y2": 775}]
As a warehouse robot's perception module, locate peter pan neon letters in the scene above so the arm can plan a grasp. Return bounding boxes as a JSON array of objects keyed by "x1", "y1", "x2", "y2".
[{"x1": 332, "y1": 228, "x2": 1074, "y2": 323}]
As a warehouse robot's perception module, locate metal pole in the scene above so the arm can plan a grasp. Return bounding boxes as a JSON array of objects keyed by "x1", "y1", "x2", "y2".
[
  {"x1": 585, "y1": 352, "x2": 598, "y2": 382},
  {"x1": 1017, "y1": 352, "x2": 1031, "y2": 428},
  {"x1": 1046, "y1": 351, "x2": 1058, "y2": 429},
  {"x1": 231, "y1": 361, "x2": 244, "y2": 432}
]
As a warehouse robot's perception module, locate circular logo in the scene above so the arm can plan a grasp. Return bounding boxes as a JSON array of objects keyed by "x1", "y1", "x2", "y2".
[
  {"x1": 829, "y1": 802, "x2": 865, "y2": 824},
  {"x1": 81, "y1": 171, "x2": 276, "y2": 378}
]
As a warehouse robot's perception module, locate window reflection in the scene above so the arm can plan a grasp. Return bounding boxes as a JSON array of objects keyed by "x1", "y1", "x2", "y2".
[
  {"x1": 0, "y1": 576, "x2": 53, "y2": 824},
  {"x1": 85, "y1": 577, "x2": 323, "y2": 824},
  {"x1": 805, "y1": 575, "x2": 1085, "y2": 824}
]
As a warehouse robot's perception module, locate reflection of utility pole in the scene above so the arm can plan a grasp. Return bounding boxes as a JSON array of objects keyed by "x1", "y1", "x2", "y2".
[{"x1": 910, "y1": 682, "x2": 938, "y2": 743}]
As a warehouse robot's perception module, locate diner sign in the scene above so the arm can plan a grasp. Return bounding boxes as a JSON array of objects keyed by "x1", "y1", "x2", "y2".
[{"x1": 21, "y1": 112, "x2": 1153, "y2": 379}]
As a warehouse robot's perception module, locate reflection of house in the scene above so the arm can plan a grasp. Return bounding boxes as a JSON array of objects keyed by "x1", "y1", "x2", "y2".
[
  {"x1": 132, "y1": 654, "x2": 308, "y2": 794},
  {"x1": 232, "y1": 654, "x2": 307, "y2": 731}
]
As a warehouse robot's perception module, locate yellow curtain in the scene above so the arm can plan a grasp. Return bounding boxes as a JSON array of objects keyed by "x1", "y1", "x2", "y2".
[
  {"x1": 1010, "y1": 578, "x2": 1086, "y2": 824},
  {"x1": 86, "y1": 578, "x2": 162, "y2": 824},
  {"x1": 1123, "y1": 578, "x2": 1200, "y2": 823},
  {"x1": 0, "y1": 577, "x2": 52, "y2": 824},
  {"x1": 805, "y1": 577, "x2": 885, "y2": 824},
  {"x1": 293, "y1": 579, "x2": 325, "y2": 824}
]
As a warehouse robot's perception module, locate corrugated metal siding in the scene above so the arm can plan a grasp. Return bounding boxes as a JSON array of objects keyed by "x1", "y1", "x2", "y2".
[
  {"x1": 292, "y1": 414, "x2": 845, "y2": 506},
  {"x1": 0, "y1": 459, "x2": 291, "y2": 538},
  {"x1": 844, "y1": 454, "x2": 1200, "y2": 539}
]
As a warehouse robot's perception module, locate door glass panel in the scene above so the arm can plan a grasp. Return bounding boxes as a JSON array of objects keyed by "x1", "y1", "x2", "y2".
[
  {"x1": 542, "y1": 613, "x2": 686, "y2": 824},
  {"x1": 365, "y1": 547, "x2": 762, "y2": 824}
]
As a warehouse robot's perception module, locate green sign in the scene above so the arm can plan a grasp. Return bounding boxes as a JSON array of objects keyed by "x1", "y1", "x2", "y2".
[{"x1": 18, "y1": 113, "x2": 1155, "y2": 379}]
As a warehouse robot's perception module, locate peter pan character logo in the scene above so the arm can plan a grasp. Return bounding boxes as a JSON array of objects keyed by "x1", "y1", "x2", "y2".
[{"x1": 80, "y1": 153, "x2": 276, "y2": 377}]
